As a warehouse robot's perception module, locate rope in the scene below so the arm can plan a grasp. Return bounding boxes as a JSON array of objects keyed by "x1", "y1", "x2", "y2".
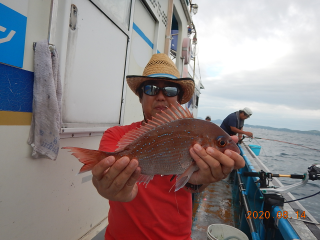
[
  {"x1": 249, "y1": 136, "x2": 320, "y2": 152},
  {"x1": 284, "y1": 190, "x2": 320, "y2": 203}
]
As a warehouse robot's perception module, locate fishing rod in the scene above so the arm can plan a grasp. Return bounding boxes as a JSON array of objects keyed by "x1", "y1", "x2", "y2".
[
  {"x1": 242, "y1": 165, "x2": 320, "y2": 236},
  {"x1": 243, "y1": 164, "x2": 320, "y2": 181},
  {"x1": 243, "y1": 136, "x2": 320, "y2": 152},
  {"x1": 243, "y1": 164, "x2": 320, "y2": 198}
]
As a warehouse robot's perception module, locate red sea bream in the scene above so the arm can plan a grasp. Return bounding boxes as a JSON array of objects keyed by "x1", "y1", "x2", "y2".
[{"x1": 63, "y1": 103, "x2": 240, "y2": 191}]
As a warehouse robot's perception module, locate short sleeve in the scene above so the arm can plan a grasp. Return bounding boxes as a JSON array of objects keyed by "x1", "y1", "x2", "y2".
[{"x1": 99, "y1": 122, "x2": 142, "y2": 152}]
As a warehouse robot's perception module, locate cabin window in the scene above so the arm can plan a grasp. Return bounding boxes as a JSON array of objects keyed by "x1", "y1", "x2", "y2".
[
  {"x1": 195, "y1": 95, "x2": 199, "y2": 108},
  {"x1": 170, "y1": 14, "x2": 179, "y2": 57}
]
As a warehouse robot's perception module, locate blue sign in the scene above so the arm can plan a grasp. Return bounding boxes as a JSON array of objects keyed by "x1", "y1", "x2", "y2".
[{"x1": 0, "y1": 3, "x2": 27, "y2": 68}]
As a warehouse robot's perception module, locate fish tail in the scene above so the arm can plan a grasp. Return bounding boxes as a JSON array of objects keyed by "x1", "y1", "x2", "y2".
[
  {"x1": 171, "y1": 162, "x2": 199, "y2": 192},
  {"x1": 62, "y1": 147, "x2": 109, "y2": 173}
]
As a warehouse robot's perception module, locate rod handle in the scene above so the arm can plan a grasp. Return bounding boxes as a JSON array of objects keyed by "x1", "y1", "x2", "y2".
[{"x1": 243, "y1": 172, "x2": 260, "y2": 177}]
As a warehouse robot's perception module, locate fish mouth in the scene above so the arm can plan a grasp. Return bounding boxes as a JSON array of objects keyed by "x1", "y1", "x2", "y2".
[
  {"x1": 230, "y1": 144, "x2": 241, "y2": 154},
  {"x1": 233, "y1": 146, "x2": 241, "y2": 154}
]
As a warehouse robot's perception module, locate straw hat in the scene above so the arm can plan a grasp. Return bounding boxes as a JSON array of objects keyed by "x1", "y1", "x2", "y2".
[{"x1": 126, "y1": 53, "x2": 195, "y2": 104}]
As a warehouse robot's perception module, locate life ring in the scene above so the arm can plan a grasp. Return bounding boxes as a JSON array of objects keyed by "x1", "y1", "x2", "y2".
[{"x1": 182, "y1": 38, "x2": 191, "y2": 65}]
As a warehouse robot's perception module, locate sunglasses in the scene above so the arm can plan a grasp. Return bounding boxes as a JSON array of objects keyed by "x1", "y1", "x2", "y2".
[{"x1": 142, "y1": 85, "x2": 180, "y2": 97}]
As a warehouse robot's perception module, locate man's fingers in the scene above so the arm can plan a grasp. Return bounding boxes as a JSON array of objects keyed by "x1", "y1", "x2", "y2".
[
  {"x1": 190, "y1": 144, "x2": 223, "y2": 182},
  {"x1": 190, "y1": 145, "x2": 219, "y2": 170},
  {"x1": 126, "y1": 167, "x2": 141, "y2": 187},
  {"x1": 107, "y1": 158, "x2": 138, "y2": 191},
  {"x1": 92, "y1": 156, "x2": 115, "y2": 181},
  {"x1": 225, "y1": 150, "x2": 245, "y2": 169},
  {"x1": 106, "y1": 159, "x2": 140, "y2": 202},
  {"x1": 206, "y1": 147, "x2": 235, "y2": 169},
  {"x1": 231, "y1": 135, "x2": 238, "y2": 143}
]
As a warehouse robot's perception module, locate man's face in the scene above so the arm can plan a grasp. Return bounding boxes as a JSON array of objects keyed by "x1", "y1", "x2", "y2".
[
  {"x1": 140, "y1": 80, "x2": 180, "y2": 120},
  {"x1": 239, "y1": 112, "x2": 250, "y2": 120}
]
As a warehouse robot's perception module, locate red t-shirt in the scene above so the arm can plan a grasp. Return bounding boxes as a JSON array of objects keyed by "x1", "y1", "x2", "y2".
[{"x1": 99, "y1": 122, "x2": 192, "y2": 240}]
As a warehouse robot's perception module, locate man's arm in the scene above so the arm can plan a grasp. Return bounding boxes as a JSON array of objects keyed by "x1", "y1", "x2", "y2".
[
  {"x1": 237, "y1": 127, "x2": 243, "y2": 140},
  {"x1": 238, "y1": 127, "x2": 244, "y2": 140},
  {"x1": 184, "y1": 183, "x2": 209, "y2": 193},
  {"x1": 230, "y1": 126, "x2": 253, "y2": 138}
]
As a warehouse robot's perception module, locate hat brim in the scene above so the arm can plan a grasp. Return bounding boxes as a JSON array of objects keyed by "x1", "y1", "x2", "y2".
[{"x1": 126, "y1": 75, "x2": 195, "y2": 104}]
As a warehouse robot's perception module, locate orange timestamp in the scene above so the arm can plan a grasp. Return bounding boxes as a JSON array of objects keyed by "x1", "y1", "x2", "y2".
[{"x1": 246, "y1": 211, "x2": 306, "y2": 219}]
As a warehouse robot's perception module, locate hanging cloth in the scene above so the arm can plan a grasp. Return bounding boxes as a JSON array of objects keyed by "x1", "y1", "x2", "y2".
[
  {"x1": 235, "y1": 111, "x2": 244, "y2": 130},
  {"x1": 28, "y1": 40, "x2": 62, "y2": 160}
]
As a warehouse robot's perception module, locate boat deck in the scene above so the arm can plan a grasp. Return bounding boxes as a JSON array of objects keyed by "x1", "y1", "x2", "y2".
[
  {"x1": 240, "y1": 142, "x2": 320, "y2": 240},
  {"x1": 191, "y1": 142, "x2": 320, "y2": 240},
  {"x1": 191, "y1": 178, "x2": 235, "y2": 239}
]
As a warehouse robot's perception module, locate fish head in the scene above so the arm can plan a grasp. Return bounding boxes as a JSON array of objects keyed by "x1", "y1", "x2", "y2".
[
  {"x1": 213, "y1": 135, "x2": 240, "y2": 154},
  {"x1": 202, "y1": 121, "x2": 240, "y2": 154}
]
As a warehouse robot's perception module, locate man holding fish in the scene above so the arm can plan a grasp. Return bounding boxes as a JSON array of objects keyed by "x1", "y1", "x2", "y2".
[{"x1": 65, "y1": 53, "x2": 245, "y2": 239}]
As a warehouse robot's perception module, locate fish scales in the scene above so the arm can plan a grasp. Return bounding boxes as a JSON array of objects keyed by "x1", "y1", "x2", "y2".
[
  {"x1": 63, "y1": 103, "x2": 240, "y2": 190},
  {"x1": 108, "y1": 118, "x2": 235, "y2": 176}
]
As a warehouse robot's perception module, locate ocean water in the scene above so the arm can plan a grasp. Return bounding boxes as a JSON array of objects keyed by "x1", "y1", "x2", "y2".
[{"x1": 243, "y1": 127, "x2": 320, "y2": 223}]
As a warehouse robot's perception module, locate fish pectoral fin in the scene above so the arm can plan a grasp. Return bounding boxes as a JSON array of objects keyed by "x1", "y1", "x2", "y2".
[
  {"x1": 174, "y1": 175, "x2": 189, "y2": 192},
  {"x1": 137, "y1": 174, "x2": 154, "y2": 188},
  {"x1": 173, "y1": 163, "x2": 199, "y2": 192}
]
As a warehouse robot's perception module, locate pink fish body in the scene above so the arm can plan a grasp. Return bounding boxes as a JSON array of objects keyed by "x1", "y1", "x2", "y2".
[{"x1": 63, "y1": 104, "x2": 240, "y2": 191}]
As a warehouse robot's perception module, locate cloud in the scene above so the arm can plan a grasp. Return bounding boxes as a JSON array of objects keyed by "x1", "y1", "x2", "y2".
[{"x1": 192, "y1": 0, "x2": 320, "y2": 130}]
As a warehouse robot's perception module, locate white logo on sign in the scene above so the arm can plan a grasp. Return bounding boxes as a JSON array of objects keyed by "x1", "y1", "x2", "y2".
[{"x1": 0, "y1": 25, "x2": 16, "y2": 44}]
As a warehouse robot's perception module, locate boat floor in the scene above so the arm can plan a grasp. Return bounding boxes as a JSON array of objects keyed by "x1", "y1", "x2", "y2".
[
  {"x1": 91, "y1": 180, "x2": 235, "y2": 240},
  {"x1": 191, "y1": 179, "x2": 235, "y2": 239}
]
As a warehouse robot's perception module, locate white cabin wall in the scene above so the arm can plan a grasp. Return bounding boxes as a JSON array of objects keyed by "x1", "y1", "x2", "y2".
[
  {"x1": 54, "y1": 0, "x2": 72, "y2": 94},
  {"x1": 153, "y1": 0, "x2": 168, "y2": 53},
  {"x1": 23, "y1": 0, "x2": 51, "y2": 72},
  {"x1": 173, "y1": 0, "x2": 189, "y2": 75},
  {"x1": 1, "y1": 0, "x2": 195, "y2": 239},
  {"x1": 0, "y1": 0, "x2": 109, "y2": 239},
  {"x1": 123, "y1": 0, "x2": 190, "y2": 125},
  {"x1": 0, "y1": 126, "x2": 108, "y2": 240},
  {"x1": 123, "y1": 0, "x2": 156, "y2": 125}
]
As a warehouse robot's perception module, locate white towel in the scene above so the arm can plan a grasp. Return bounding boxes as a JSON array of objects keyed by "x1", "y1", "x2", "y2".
[{"x1": 28, "y1": 40, "x2": 62, "y2": 160}]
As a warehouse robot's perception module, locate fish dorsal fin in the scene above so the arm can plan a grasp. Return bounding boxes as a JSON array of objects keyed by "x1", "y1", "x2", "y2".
[{"x1": 115, "y1": 103, "x2": 193, "y2": 151}]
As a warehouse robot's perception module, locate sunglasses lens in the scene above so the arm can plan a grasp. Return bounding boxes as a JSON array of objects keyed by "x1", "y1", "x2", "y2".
[
  {"x1": 144, "y1": 85, "x2": 159, "y2": 96},
  {"x1": 163, "y1": 87, "x2": 179, "y2": 97},
  {"x1": 143, "y1": 85, "x2": 179, "y2": 97}
]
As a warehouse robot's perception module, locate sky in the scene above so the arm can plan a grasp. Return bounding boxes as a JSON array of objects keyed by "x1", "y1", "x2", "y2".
[{"x1": 191, "y1": 0, "x2": 320, "y2": 131}]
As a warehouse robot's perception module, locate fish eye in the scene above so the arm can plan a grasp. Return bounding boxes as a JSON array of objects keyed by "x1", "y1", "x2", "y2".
[{"x1": 216, "y1": 136, "x2": 227, "y2": 148}]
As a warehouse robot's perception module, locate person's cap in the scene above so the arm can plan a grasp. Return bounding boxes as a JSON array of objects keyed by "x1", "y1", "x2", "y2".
[
  {"x1": 205, "y1": 116, "x2": 211, "y2": 120},
  {"x1": 126, "y1": 53, "x2": 195, "y2": 104},
  {"x1": 242, "y1": 107, "x2": 253, "y2": 116}
]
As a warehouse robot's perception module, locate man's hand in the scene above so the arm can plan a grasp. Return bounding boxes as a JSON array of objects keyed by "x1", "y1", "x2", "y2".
[
  {"x1": 91, "y1": 156, "x2": 141, "y2": 202},
  {"x1": 245, "y1": 131, "x2": 253, "y2": 138},
  {"x1": 188, "y1": 143, "x2": 245, "y2": 185},
  {"x1": 230, "y1": 126, "x2": 253, "y2": 138}
]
